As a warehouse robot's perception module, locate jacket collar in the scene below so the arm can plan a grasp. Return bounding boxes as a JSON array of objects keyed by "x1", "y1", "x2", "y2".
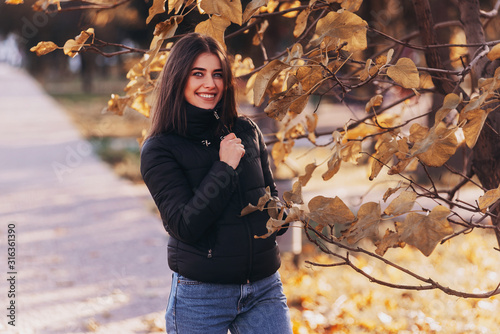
[{"x1": 185, "y1": 102, "x2": 220, "y2": 146}]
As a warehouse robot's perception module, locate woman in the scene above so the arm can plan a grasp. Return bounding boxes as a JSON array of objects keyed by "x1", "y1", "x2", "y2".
[{"x1": 140, "y1": 33, "x2": 292, "y2": 334}]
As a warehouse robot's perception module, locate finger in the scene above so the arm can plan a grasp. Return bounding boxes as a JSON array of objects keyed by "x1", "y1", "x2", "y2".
[{"x1": 224, "y1": 133, "x2": 236, "y2": 141}]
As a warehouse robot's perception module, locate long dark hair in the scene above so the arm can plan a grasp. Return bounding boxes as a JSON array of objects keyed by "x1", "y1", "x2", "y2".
[{"x1": 147, "y1": 33, "x2": 238, "y2": 139}]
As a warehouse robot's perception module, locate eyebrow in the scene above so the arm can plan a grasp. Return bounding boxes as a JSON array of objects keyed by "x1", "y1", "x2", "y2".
[{"x1": 191, "y1": 67, "x2": 222, "y2": 72}]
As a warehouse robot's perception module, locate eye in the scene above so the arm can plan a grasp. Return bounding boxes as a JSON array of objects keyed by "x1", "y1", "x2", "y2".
[
  {"x1": 192, "y1": 71, "x2": 203, "y2": 77},
  {"x1": 213, "y1": 72, "x2": 223, "y2": 78}
]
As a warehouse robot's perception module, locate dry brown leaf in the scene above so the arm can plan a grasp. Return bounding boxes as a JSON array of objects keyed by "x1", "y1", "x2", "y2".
[
  {"x1": 434, "y1": 93, "x2": 461, "y2": 124},
  {"x1": 342, "y1": 202, "x2": 381, "y2": 244},
  {"x1": 307, "y1": 196, "x2": 355, "y2": 229},
  {"x1": 396, "y1": 205, "x2": 453, "y2": 256},
  {"x1": 369, "y1": 133, "x2": 398, "y2": 180},
  {"x1": 322, "y1": 154, "x2": 341, "y2": 181},
  {"x1": 255, "y1": 217, "x2": 288, "y2": 239},
  {"x1": 374, "y1": 229, "x2": 405, "y2": 256},
  {"x1": 382, "y1": 182, "x2": 403, "y2": 202},
  {"x1": 153, "y1": 15, "x2": 183, "y2": 39},
  {"x1": 243, "y1": 0, "x2": 269, "y2": 23},
  {"x1": 30, "y1": 41, "x2": 59, "y2": 56},
  {"x1": 478, "y1": 184, "x2": 500, "y2": 213},
  {"x1": 386, "y1": 58, "x2": 420, "y2": 89},
  {"x1": 298, "y1": 162, "x2": 318, "y2": 187},
  {"x1": 240, "y1": 186, "x2": 271, "y2": 216},
  {"x1": 384, "y1": 190, "x2": 417, "y2": 217},
  {"x1": 253, "y1": 59, "x2": 289, "y2": 106},
  {"x1": 199, "y1": 0, "x2": 243, "y2": 25},
  {"x1": 283, "y1": 181, "x2": 304, "y2": 205}
]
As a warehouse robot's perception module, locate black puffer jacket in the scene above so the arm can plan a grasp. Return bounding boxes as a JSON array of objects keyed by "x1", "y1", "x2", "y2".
[{"x1": 140, "y1": 104, "x2": 284, "y2": 284}]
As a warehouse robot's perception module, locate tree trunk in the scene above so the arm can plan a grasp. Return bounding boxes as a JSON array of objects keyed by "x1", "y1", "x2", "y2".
[
  {"x1": 457, "y1": 0, "x2": 500, "y2": 246},
  {"x1": 411, "y1": 0, "x2": 455, "y2": 96}
]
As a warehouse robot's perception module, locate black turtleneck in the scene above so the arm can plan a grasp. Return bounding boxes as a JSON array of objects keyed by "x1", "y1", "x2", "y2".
[{"x1": 184, "y1": 102, "x2": 220, "y2": 146}]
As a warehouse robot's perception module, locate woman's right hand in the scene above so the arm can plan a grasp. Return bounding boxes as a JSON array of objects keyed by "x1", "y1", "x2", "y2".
[{"x1": 219, "y1": 133, "x2": 245, "y2": 169}]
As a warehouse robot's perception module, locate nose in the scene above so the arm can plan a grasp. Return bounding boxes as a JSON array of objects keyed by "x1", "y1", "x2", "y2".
[{"x1": 203, "y1": 75, "x2": 216, "y2": 88}]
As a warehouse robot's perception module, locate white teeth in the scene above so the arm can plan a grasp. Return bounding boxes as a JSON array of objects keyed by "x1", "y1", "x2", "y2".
[{"x1": 199, "y1": 94, "x2": 215, "y2": 98}]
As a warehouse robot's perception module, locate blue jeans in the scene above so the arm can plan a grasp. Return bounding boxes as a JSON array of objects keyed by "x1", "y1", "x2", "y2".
[{"x1": 165, "y1": 271, "x2": 292, "y2": 334}]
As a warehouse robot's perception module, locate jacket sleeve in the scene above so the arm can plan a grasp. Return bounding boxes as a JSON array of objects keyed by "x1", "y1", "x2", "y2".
[
  {"x1": 256, "y1": 124, "x2": 289, "y2": 236},
  {"x1": 140, "y1": 138, "x2": 238, "y2": 243}
]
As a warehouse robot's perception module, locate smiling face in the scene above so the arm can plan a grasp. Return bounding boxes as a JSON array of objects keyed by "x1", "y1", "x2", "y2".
[{"x1": 183, "y1": 52, "x2": 224, "y2": 110}]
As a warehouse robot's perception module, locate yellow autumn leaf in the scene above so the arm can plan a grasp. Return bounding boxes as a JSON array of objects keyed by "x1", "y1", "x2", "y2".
[
  {"x1": 365, "y1": 94, "x2": 383, "y2": 112},
  {"x1": 295, "y1": 65, "x2": 323, "y2": 92},
  {"x1": 396, "y1": 205, "x2": 453, "y2": 256},
  {"x1": 243, "y1": 0, "x2": 268, "y2": 23},
  {"x1": 264, "y1": 90, "x2": 302, "y2": 121},
  {"x1": 283, "y1": 181, "x2": 304, "y2": 205},
  {"x1": 461, "y1": 108, "x2": 492, "y2": 149},
  {"x1": 168, "y1": 0, "x2": 184, "y2": 14},
  {"x1": 419, "y1": 71, "x2": 435, "y2": 89},
  {"x1": 434, "y1": 93, "x2": 461, "y2": 124},
  {"x1": 279, "y1": 0, "x2": 301, "y2": 18},
  {"x1": 386, "y1": 57, "x2": 420, "y2": 89},
  {"x1": 342, "y1": 202, "x2": 381, "y2": 244},
  {"x1": 374, "y1": 229, "x2": 406, "y2": 256},
  {"x1": 106, "y1": 94, "x2": 132, "y2": 116},
  {"x1": 384, "y1": 190, "x2": 417, "y2": 216},
  {"x1": 341, "y1": 0, "x2": 363, "y2": 11},
  {"x1": 232, "y1": 54, "x2": 255, "y2": 77},
  {"x1": 478, "y1": 184, "x2": 500, "y2": 213},
  {"x1": 298, "y1": 162, "x2": 318, "y2": 187},
  {"x1": 146, "y1": 0, "x2": 166, "y2": 24},
  {"x1": 307, "y1": 196, "x2": 355, "y2": 229},
  {"x1": 409, "y1": 122, "x2": 458, "y2": 167},
  {"x1": 30, "y1": 41, "x2": 59, "y2": 56},
  {"x1": 253, "y1": 59, "x2": 289, "y2": 106},
  {"x1": 5, "y1": 0, "x2": 23, "y2": 4},
  {"x1": 313, "y1": 10, "x2": 368, "y2": 52},
  {"x1": 294, "y1": 8, "x2": 310, "y2": 37},
  {"x1": 63, "y1": 28, "x2": 95, "y2": 58},
  {"x1": 195, "y1": 16, "x2": 231, "y2": 50},
  {"x1": 131, "y1": 94, "x2": 150, "y2": 117},
  {"x1": 271, "y1": 140, "x2": 294, "y2": 165},
  {"x1": 199, "y1": 0, "x2": 243, "y2": 25},
  {"x1": 487, "y1": 43, "x2": 500, "y2": 61},
  {"x1": 341, "y1": 140, "x2": 362, "y2": 164}
]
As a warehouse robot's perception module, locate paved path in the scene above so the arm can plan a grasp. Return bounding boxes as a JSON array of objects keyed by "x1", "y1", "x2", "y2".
[{"x1": 0, "y1": 63, "x2": 171, "y2": 333}]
